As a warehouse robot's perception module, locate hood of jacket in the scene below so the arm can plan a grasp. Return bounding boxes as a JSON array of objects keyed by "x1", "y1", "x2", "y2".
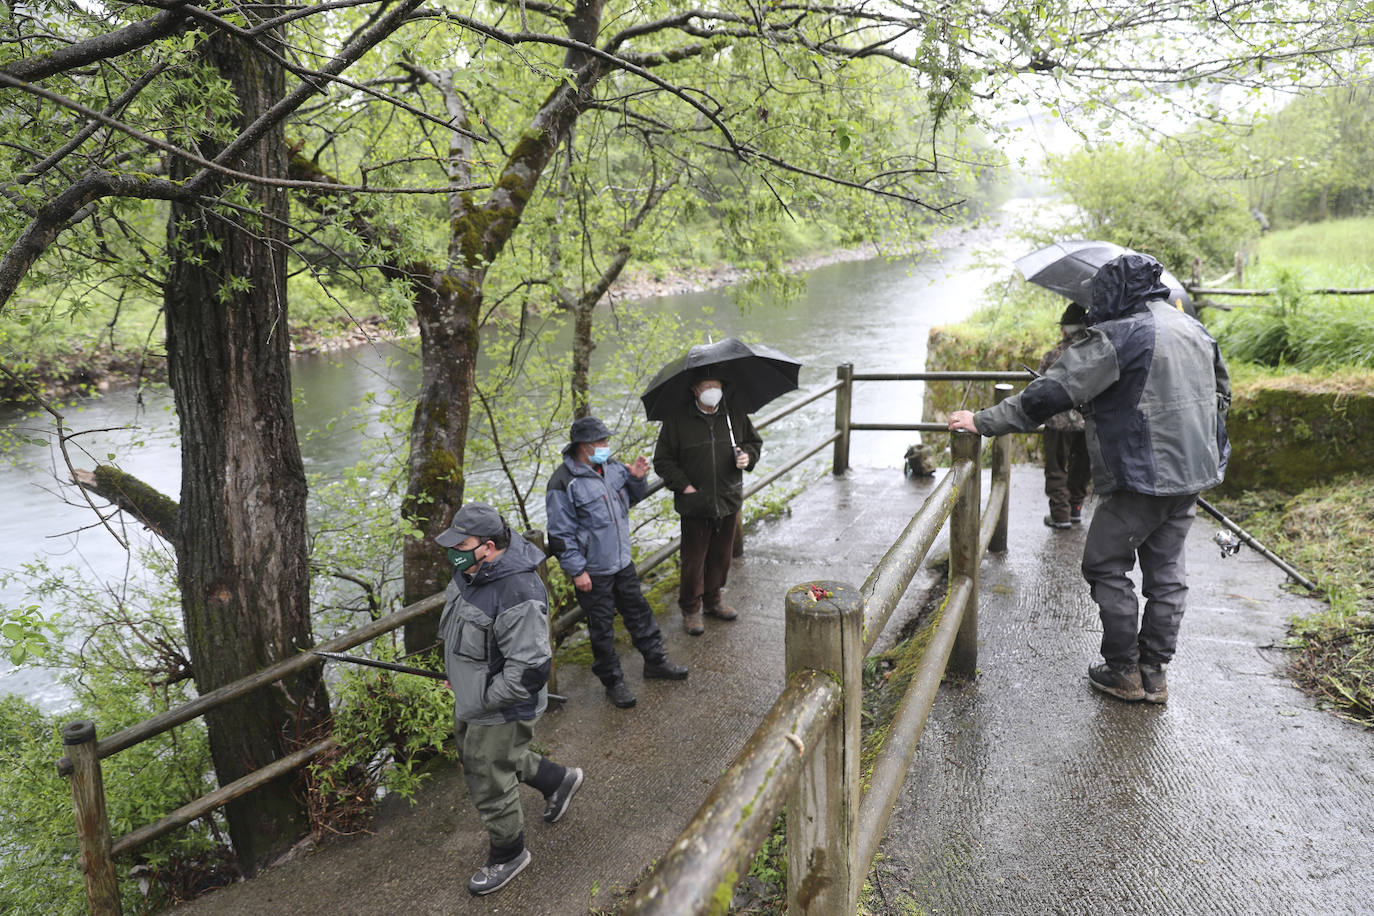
[{"x1": 1087, "y1": 253, "x2": 1172, "y2": 325}]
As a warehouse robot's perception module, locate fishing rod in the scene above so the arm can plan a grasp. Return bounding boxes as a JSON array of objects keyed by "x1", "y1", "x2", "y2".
[
  {"x1": 313, "y1": 650, "x2": 568, "y2": 701},
  {"x1": 1195, "y1": 498, "x2": 1317, "y2": 591},
  {"x1": 1014, "y1": 365, "x2": 1316, "y2": 591}
]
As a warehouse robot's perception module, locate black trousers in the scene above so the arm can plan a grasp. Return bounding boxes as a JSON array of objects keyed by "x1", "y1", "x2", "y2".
[
  {"x1": 1043, "y1": 428, "x2": 1091, "y2": 522},
  {"x1": 678, "y1": 512, "x2": 738, "y2": 614},
  {"x1": 575, "y1": 563, "x2": 666, "y2": 685}
]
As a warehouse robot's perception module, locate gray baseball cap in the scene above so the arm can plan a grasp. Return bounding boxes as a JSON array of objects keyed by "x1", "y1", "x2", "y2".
[{"x1": 435, "y1": 502, "x2": 506, "y2": 548}]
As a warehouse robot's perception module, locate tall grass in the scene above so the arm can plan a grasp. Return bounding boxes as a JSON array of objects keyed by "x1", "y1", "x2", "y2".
[{"x1": 1213, "y1": 217, "x2": 1374, "y2": 369}]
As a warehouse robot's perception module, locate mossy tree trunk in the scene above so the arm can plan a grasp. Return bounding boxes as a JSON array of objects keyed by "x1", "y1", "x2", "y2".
[
  {"x1": 401, "y1": 0, "x2": 611, "y2": 651},
  {"x1": 163, "y1": 21, "x2": 328, "y2": 872}
]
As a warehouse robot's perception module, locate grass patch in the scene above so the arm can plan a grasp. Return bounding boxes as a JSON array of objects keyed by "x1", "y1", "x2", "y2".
[{"x1": 1211, "y1": 474, "x2": 1374, "y2": 726}]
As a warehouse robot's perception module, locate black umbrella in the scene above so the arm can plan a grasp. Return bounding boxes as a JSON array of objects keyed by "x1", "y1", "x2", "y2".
[
  {"x1": 641, "y1": 337, "x2": 802, "y2": 421},
  {"x1": 1015, "y1": 240, "x2": 1195, "y2": 316}
]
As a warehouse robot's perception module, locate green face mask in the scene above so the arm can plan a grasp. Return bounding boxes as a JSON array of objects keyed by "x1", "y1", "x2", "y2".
[{"x1": 447, "y1": 546, "x2": 481, "y2": 571}]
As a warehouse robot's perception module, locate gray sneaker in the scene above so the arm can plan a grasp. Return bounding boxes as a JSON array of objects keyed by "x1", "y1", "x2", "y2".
[
  {"x1": 1139, "y1": 663, "x2": 1168, "y2": 704},
  {"x1": 467, "y1": 848, "x2": 531, "y2": 896},
  {"x1": 1088, "y1": 662, "x2": 1145, "y2": 701},
  {"x1": 543, "y1": 766, "x2": 584, "y2": 823}
]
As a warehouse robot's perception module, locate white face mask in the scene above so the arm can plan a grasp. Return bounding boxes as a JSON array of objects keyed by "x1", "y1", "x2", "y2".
[{"x1": 697, "y1": 387, "x2": 723, "y2": 408}]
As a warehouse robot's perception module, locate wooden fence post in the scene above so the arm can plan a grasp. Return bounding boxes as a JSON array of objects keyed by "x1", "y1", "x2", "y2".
[
  {"x1": 949, "y1": 431, "x2": 981, "y2": 678},
  {"x1": 832, "y1": 363, "x2": 853, "y2": 475},
  {"x1": 785, "y1": 580, "x2": 863, "y2": 914},
  {"x1": 58, "y1": 719, "x2": 121, "y2": 916},
  {"x1": 989, "y1": 383, "x2": 1012, "y2": 553}
]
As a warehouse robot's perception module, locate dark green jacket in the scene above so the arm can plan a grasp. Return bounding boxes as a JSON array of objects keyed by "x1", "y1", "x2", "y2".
[{"x1": 653, "y1": 400, "x2": 762, "y2": 519}]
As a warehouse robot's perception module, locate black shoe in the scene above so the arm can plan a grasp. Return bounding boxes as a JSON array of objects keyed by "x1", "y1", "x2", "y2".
[
  {"x1": 1139, "y1": 663, "x2": 1168, "y2": 704},
  {"x1": 1070, "y1": 504, "x2": 1083, "y2": 524},
  {"x1": 543, "y1": 767, "x2": 584, "y2": 823},
  {"x1": 1088, "y1": 662, "x2": 1145, "y2": 701},
  {"x1": 644, "y1": 658, "x2": 689, "y2": 680},
  {"x1": 605, "y1": 680, "x2": 637, "y2": 708},
  {"x1": 468, "y1": 849, "x2": 531, "y2": 896},
  {"x1": 1044, "y1": 514, "x2": 1072, "y2": 530}
]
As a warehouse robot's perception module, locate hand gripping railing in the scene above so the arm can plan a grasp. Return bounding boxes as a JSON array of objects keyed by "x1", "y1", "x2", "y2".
[{"x1": 627, "y1": 411, "x2": 1014, "y2": 914}]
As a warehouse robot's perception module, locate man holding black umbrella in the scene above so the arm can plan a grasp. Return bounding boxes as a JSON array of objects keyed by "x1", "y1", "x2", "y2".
[
  {"x1": 653, "y1": 371, "x2": 764, "y2": 635},
  {"x1": 949, "y1": 253, "x2": 1230, "y2": 705}
]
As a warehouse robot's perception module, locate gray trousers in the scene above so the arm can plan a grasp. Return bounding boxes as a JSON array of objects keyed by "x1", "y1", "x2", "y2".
[
  {"x1": 1081, "y1": 490, "x2": 1198, "y2": 667},
  {"x1": 454, "y1": 716, "x2": 559, "y2": 850}
]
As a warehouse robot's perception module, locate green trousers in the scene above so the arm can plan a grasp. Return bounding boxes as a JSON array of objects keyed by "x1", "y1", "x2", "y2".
[{"x1": 454, "y1": 716, "x2": 549, "y2": 848}]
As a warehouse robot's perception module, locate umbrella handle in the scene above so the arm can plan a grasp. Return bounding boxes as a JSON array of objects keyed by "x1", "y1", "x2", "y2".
[{"x1": 724, "y1": 401, "x2": 738, "y2": 451}]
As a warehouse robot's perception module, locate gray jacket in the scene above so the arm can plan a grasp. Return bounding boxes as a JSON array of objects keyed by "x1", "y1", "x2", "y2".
[
  {"x1": 439, "y1": 534, "x2": 550, "y2": 725},
  {"x1": 545, "y1": 449, "x2": 647, "y2": 578},
  {"x1": 976, "y1": 254, "x2": 1230, "y2": 496}
]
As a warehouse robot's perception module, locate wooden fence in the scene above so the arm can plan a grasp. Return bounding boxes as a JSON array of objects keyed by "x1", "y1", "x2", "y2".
[{"x1": 625, "y1": 383, "x2": 1018, "y2": 914}]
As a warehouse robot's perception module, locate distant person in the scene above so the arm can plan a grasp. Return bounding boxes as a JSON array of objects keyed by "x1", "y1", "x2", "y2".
[
  {"x1": 435, "y1": 502, "x2": 584, "y2": 896},
  {"x1": 653, "y1": 372, "x2": 763, "y2": 635},
  {"x1": 1251, "y1": 206, "x2": 1270, "y2": 234},
  {"x1": 950, "y1": 253, "x2": 1230, "y2": 705},
  {"x1": 1039, "y1": 303, "x2": 1092, "y2": 529},
  {"x1": 545, "y1": 416, "x2": 689, "y2": 709}
]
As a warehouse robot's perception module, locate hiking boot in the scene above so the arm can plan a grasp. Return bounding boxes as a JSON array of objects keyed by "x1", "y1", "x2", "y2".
[
  {"x1": 605, "y1": 680, "x2": 637, "y2": 708},
  {"x1": 644, "y1": 658, "x2": 689, "y2": 680},
  {"x1": 1088, "y1": 662, "x2": 1145, "y2": 701},
  {"x1": 1044, "y1": 514, "x2": 1072, "y2": 530},
  {"x1": 683, "y1": 610, "x2": 705, "y2": 635},
  {"x1": 543, "y1": 766, "x2": 584, "y2": 823},
  {"x1": 1070, "y1": 504, "x2": 1083, "y2": 524},
  {"x1": 1139, "y1": 663, "x2": 1168, "y2": 704},
  {"x1": 468, "y1": 848, "x2": 531, "y2": 896},
  {"x1": 704, "y1": 604, "x2": 738, "y2": 620}
]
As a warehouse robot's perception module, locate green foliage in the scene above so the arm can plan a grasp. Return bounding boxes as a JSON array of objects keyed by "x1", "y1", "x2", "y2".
[
  {"x1": 308, "y1": 643, "x2": 456, "y2": 829},
  {"x1": 1240, "y1": 84, "x2": 1374, "y2": 227},
  {"x1": 1, "y1": 603, "x2": 58, "y2": 664},
  {"x1": 1045, "y1": 140, "x2": 1256, "y2": 275},
  {"x1": 1213, "y1": 218, "x2": 1374, "y2": 369}
]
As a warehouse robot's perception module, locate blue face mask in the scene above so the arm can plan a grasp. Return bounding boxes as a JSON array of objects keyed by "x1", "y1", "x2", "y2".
[{"x1": 591, "y1": 446, "x2": 611, "y2": 465}]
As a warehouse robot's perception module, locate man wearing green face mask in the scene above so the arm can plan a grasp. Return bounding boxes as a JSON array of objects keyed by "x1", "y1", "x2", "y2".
[
  {"x1": 435, "y1": 502, "x2": 583, "y2": 896},
  {"x1": 546, "y1": 416, "x2": 689, "y2": 710}
]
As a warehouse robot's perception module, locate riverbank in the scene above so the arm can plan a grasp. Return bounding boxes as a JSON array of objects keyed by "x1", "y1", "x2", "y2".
[{"x1": 1, "y1": 238, "x2": 938, "y2": 409}]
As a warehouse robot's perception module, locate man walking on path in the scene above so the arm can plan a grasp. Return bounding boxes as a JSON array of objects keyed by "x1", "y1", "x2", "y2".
[
  {"x1": 545, "y1": 416, "x2": 689, "y2": 709},
  {"x1": 1039, "y1": 302, "x2": 1092, "y2": 529},
  {"x1": 653, "y1": 373, "x2": 763, "y2": 635},
  {"x1": 436, "y1": 502, "x2": 584, "y2": 896},
  {"x1": 950, "y1": 253, "x2": 1230, "y2": 704}
]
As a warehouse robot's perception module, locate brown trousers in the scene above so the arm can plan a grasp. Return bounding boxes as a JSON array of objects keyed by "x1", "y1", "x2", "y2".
[{"x1": 678, "y1": 512, "x2": 738, "y2": 614}]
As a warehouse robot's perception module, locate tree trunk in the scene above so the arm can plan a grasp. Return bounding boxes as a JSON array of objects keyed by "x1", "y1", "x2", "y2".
[
  {"x1": 163, "y1": 20, "x2": 328, "y2": 872},
  {"x1": 402, "y1": 279, "x2": 481, "y2": 652}
]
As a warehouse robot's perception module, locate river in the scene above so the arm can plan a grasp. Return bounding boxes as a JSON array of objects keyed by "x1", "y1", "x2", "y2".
[{"x1": 0, "y1": 199, "x2": 1040, "y2": 709}]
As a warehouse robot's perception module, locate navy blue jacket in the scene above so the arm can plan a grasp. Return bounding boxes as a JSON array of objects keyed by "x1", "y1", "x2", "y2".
[{"x1": 976, "y1": 254, "x2": 1230, "y2": 496}]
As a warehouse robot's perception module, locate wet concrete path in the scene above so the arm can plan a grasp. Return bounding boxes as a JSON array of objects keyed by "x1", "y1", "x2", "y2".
[{"x1": 173, "y1": 466, "x2": 1372, "y2": 915}]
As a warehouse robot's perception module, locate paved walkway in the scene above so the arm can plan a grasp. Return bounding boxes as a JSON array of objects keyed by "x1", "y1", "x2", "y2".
[{"x1": 174, "y1": 466, "x2": 1373, "y2": 915}]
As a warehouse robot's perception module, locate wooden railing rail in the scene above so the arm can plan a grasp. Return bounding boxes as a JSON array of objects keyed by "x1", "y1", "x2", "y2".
[{"x1": 627, "y1": 421, "x2": 1010, "y2": 914}]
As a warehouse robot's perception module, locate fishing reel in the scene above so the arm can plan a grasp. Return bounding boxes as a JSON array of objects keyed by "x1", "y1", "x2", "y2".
[{"x1": 1213, "y1": 530, "x2": 1242, "y2": 558}]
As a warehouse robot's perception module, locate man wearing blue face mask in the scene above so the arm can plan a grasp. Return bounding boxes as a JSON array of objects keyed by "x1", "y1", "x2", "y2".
[{"x1": 546, "y1": 416, "x2": 688, "y2": 709}]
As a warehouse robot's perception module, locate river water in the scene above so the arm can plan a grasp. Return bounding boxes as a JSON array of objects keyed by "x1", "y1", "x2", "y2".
[{"x1": 0, "y1": 200, "x2": 1039, "y2": 709}]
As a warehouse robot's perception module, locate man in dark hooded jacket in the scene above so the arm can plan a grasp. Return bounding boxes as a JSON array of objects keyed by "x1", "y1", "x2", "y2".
[
  {"x1": 653, "y1": 373, "x2": 763, "y2": 635},
  {"x1": 436, "y1": 502, "x2": 583, "y2": 896},
  {"x1": 950, "y1": 253, "x2": 1230, "y2": 705}
]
